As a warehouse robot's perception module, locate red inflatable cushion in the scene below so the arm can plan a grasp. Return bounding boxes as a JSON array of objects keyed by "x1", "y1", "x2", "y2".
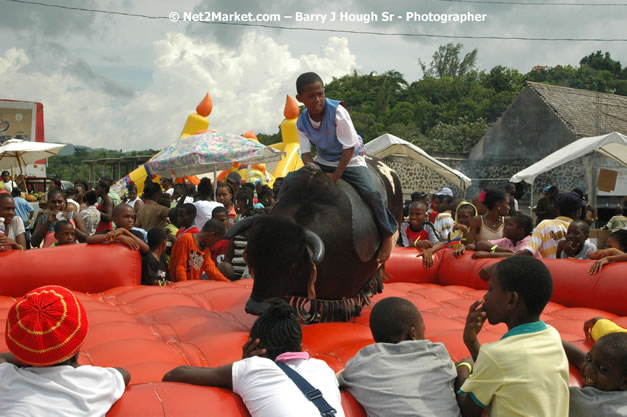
[{"x1": 2, "y1": 279, "x2": 624, "y2": 417}]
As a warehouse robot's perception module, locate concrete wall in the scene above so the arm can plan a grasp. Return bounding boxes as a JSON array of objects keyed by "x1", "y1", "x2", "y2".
[{"x1": 470, "y1": 87, "x2": 577, "y2": 161}]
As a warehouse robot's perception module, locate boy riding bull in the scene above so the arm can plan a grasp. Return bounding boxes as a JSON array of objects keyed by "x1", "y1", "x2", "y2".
[{"x1": 289, "y1": 72, "x2": 399, "y2": 264}]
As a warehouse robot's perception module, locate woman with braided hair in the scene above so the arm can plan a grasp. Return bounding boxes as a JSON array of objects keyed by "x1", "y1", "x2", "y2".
[{"x1": 163, "y1": 299, "x2": 345, "y2": 417}]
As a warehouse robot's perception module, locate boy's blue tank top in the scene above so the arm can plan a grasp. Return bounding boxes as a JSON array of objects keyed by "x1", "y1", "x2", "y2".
[{"x1": 297, "y1": 98, "x2": 364, "y2": 163}]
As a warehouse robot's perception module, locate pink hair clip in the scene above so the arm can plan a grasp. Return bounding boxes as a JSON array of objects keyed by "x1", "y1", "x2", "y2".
[{"x1": 479, "y1": 190, "x2": 487, "y2": 203}]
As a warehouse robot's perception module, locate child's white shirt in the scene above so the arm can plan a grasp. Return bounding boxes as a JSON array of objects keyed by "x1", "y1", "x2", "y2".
[{"x1": 0, "y1": 363, "x2": 125, "y2": 417}]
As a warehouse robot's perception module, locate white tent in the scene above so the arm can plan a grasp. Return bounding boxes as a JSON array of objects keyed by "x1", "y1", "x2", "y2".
[
  {"x1": 510, "y1": 132, "x2": 627, "y2": 184},
  {"x1": 365, "y1": 133, "x2": 472, "y2": 191}
]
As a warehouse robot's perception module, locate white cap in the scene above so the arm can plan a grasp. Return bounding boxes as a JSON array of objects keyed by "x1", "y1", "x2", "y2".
[{"x1": 436, "y1": 187, "x2": 453, "y2": 196}]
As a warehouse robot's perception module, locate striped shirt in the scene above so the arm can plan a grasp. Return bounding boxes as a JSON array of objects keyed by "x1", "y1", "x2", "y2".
[{"x1": 520, "y1": 216, "x2": 572, "y2": 258}]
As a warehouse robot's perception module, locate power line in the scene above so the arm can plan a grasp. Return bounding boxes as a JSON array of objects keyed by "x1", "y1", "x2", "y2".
[
  {"x1": 440, "y1": 0, "x2": 627, "y2": 5},
  {"x1": 5, "y1": 0, "x2": 627, "y2": 42}
]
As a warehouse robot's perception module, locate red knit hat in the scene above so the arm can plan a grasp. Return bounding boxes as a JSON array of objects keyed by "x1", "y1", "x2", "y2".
[{"x1": 5, "y1": 285, "x2": 88, "y2": 367}]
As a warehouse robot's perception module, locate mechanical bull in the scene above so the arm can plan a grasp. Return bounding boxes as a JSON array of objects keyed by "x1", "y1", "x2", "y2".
[{"x1": 226, "y1": 158, "x2": 403, "y2": 322}]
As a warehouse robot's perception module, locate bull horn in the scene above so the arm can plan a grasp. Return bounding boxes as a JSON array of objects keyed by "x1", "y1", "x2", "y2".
[
  {"x1": 225, "y1": 216, "x2": 255, "y2": 239},
  {"x1": 304, "y1": 230, "x2": 325, "y2": 264}
]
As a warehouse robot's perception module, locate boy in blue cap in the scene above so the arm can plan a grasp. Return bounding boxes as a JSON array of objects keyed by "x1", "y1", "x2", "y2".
[{"x1": 294, "y1": 72, "x2": 398, "y2": 263}]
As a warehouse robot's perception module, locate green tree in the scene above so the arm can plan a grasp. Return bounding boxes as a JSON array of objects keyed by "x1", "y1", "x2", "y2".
[
  {"x1": 419, "y1": 43, "x2": 478, "y2": 79},
  {"x1": 580, "y1": 51, "x2": 622, "y2": 76}
]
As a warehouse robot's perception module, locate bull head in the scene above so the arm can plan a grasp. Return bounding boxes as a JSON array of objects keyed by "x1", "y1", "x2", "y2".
[{"x1": 225, "y1": 216, "x2": 325, "y2": 315}]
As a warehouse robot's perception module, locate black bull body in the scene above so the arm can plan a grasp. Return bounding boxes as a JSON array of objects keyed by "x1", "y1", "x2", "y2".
[{"x1": 226, "y1": 158, "x2": 403, "y2": 322}]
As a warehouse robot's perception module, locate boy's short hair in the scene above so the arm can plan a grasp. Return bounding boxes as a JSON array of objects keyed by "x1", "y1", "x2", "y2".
[
  {"x1": 168, "y1": 207, "x2": 178, "y2": 219},
  {"x1": 201, "y1": 218, "x2": 226, "y2": 235},
  {"x1": 296, "y1": 72, "x2": 323, "y2": 94},
  {"x1": 249, "y1": 298, "x2": 302, "y2": 360},
  {"x1": 597, "y1": 332, "x2": 627, "y2": 376},
  {"x1": 212, "y1": 205, "x2": 227, "y2": 217},
  {"x1": 147, "y1": 227, "x2": 168, "y2": 250},
  {"x1": 409, "y1": 200, "x2": 427, "y2": 211},
  {"x1": 127, "y1": 183, "x2": 138, "y2": 193},
  {"x1": 112, "y1": 203, "x2": 133, "y2": 218},
  {"x1": 5, "y1": 285, "x2": 88, "y2": 366},
  {"x1": 494, "y1": 257, "x2": 553, "y2": 316},
  {"x1": 411, "y1": 191, "x2": 427, "y2": 201},
  {"x1": 369, "y1": 297, "x2": 422, "y2": 344},
  {"x1": 570, "y1": 219, "x2": 590, "y2": 235},
  {"x1": 10, "y1": 187, "x2": 21, "y2": 197},
  {"x1": 510, "y1": 213, "x2": 533, "y2": 236},
  {"x1": 180, "y1": 203, "x2": 196, "y2": 218},
  {"x1": 143, "y1": 182, "x2": 161, "y2": 200},
  {"x1": 84, "y1": 190, "x2": 98, "y2": 206},
  {"x1": 54, "y1": 219, "x2": 73, "y2": 234}
]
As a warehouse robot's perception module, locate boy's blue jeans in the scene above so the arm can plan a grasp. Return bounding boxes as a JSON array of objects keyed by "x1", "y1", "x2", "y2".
[{"x1": 280, "y1": 163, "x2": 398, "y2": 237}]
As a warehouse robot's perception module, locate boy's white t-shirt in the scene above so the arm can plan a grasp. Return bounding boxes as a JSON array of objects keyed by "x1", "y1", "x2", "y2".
[
  {"x1": 232, "y1": 356, "x2": 345, "y2": 417},
  {"x1": 298, "y1": 105, "x2": 367, "y2": 168},
  {"x1": 0, "y1": 363, "x2": 126, "y2": 417},
  {"x1": 6, "y1": 215, "x2": 25, "y2": 240},
  {"x1": 193, "y1": 200, "x2": 223, "y2": 230}
]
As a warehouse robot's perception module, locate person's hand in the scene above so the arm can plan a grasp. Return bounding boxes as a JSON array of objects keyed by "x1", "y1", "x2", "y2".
[
  {"x1": 463, "y1": 300, "x2": 486, "y2": 356},
  {"x1": 583, "y1": 317, "x2": 604, "y2": 341},
  {"x1": 242, "y1": 338, "x2": 266, "y2": 359},
  {"x1": 589, "y1": 258, "x2": 608, "y2": 275},
  {"x1": 325, "y1": 172, "x2": 340, "y2": 183},
  {"x1": 472, "y1": 251, "x2": 492, "y2": 259},
  {"x1": 105, "y1": 229, "x2": 127, "y2": 241},
  {"x1": 117, "y1": 235, "x2": 139, "y2": 250},
  {"x1": 454, "y1": 244, "x2": 466, "y2": 257},
  {"x1": 454, "y1": 224, "x2": 468, "y2": 233},
  {"x1": 415, "y1": 240, "x2": 434, "y2": 249},
  {"x1": 563, "y1": 240, "x2": 579, "y2": 258},
  {"x1": 0, "y1": 236, "x2": 18, "y2": 250},
  {"x1": 46, "y1": 210, "x2": 59, "y2": 224},
  {"x1": 422, "y1": 249, "x2": 434, "y2": 269}
]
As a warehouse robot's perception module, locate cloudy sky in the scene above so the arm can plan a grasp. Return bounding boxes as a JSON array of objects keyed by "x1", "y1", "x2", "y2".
[{"x1": 1, "y1": 0, "x2": 625, "y2": 150}]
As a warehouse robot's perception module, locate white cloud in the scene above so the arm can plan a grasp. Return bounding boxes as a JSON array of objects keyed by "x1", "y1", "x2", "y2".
[{"x1": 0, "y1": 31, "x2": 358, "y2": 151}]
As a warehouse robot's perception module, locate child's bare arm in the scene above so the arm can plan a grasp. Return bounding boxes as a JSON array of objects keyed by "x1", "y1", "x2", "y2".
[
  {"x1": 472, "y1": 251, "x2": 515, "y2": 259},
  {"x1": 327, "y1": 147, "x2": 354, "y2": 183},
  {"x1": 589, "y1": 248, "x2": 622, "y2": 259},
  {"x1": 31, "y1": 214, "x2": 53, "y2": 248},
  {"x1": 119, "y1": 229, "x2": 149, "y2": 254},
  {"x1": 72, "y1": 214, "x2": 89, "y2": 243},
  {"x1": 457, "y1": 393, "x2": 484, "y2": 417},
  {"x1": 301, "y1": 152, "x2": 315, "y2": 165},
  {"x1": 86, "y1": 234, "x2": 107, "y2": 245},
  {"x1": 561, "y1": 340, "x2": 586, "y2": 369},
  {"x1": 418, "y1": 242, "x2": 445, "y2": 269},
  {"x1": 466, "y1": 217, "x2": 481, "y2": 245},
  {"x1": 463, "y1": 300, "x2": 486, "y2": 361},
  {"x1": 162, "y1": 364, "x2": 233, "y2": 388},
  {"x1": 589, "y1": 253, "x2": 627, "y2": 275},
  {"x1": 114, "y1": 367, "x2": 131, "y2": 386}
]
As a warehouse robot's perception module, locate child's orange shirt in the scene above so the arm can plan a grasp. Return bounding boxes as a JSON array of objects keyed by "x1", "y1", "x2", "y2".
[{"x1": 169, "y1": 233, "x2": 229, "y2": 282}]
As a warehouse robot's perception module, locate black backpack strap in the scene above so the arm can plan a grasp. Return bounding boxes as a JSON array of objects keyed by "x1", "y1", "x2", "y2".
[{"x1": 275, "y1": 362, "x2": 337, "y2": 417}]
